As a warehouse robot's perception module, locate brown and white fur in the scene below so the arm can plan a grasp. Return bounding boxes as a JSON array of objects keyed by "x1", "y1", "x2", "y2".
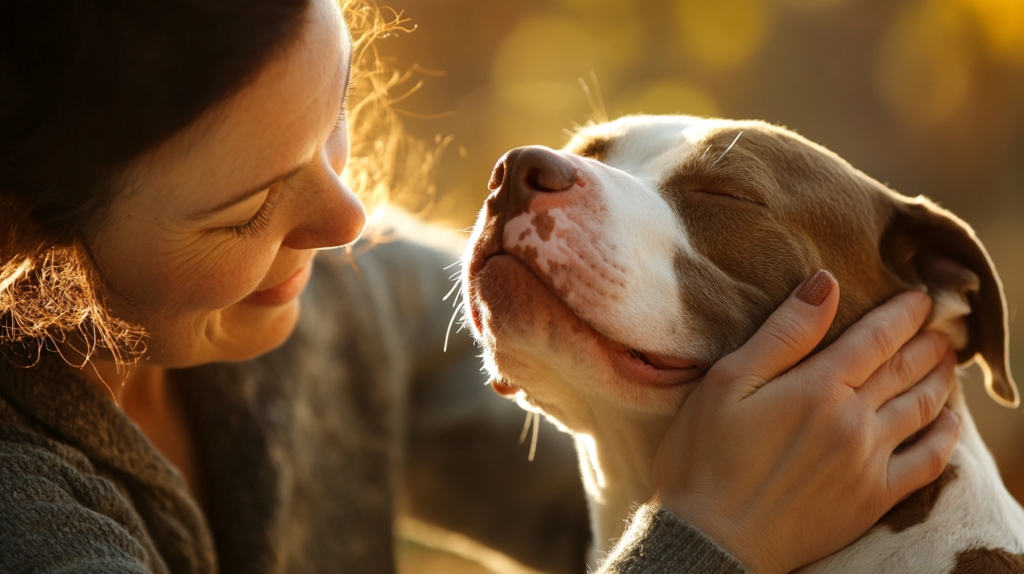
[{"x1": 460, "y1": 115, "x2": 1024, "y2": 573}]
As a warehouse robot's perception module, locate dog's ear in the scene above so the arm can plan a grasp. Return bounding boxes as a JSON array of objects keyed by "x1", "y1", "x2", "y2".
[{"x1": 880, "y1": 196, "x2": 1017, "y2": 407}]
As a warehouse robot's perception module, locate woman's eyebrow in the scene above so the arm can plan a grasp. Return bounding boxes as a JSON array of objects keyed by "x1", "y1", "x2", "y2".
[{"x1": 188, "y1": 164, "x2": 303, "y2": 221}]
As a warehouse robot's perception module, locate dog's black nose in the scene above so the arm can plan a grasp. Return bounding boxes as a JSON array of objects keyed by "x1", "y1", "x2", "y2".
[{"x1": 488, "y1": 146, "x2": 579, "y2": 194}]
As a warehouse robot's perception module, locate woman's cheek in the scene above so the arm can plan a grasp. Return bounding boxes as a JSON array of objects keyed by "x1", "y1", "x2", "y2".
[
  {"x1": 115, "y1": 229, "x2": 278, "y2": 320},
  {"x1": 159, "y1": 236, "x2": 279, "y2": 313}
]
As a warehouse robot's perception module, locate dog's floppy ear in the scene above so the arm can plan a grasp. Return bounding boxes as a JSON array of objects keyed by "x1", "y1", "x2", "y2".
[{"x1": 881, "y1": 196, "x2": 1017, "y2": 407}]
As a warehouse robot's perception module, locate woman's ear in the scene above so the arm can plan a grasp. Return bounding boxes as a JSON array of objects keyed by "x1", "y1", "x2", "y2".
[{"x1": 880, "y1": 196, "x2": 1018, "y2": 408}]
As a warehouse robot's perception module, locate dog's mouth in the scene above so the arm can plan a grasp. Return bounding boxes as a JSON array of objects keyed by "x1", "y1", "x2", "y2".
[
  {"x1": 472, "y1": 250, "x2": 708, "y2": 391},
  {"x1": 605, "y1": 337, "x2": 708, "y2": 387}
]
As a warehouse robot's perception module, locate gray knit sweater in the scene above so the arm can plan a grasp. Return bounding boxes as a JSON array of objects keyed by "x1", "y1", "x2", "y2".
[{"x1": 0, "y1": 224, "x2": 749, "y2": 574}]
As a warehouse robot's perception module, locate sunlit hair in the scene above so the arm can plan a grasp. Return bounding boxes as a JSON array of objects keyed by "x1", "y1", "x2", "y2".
[
  {"x1": 342, "y1": 0, "x2": 445, "y2": 239},
  {"x1": 0, "y1": 0, "x2": 429, "y2": 368}
]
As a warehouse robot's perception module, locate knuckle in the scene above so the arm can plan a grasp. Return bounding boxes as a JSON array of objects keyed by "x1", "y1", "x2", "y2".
[
  {"x1": 837, "y1": 416, "x2": 872, "y2": 459},
  {"x1": 865, "y1": 321, "x2": 900, "y2": 364},
  {"x1": 885, "y1": 351, "x2": 917, "y2": 387},
  {"x1": 816, "y1": 381, "x2": 850, "y2": 410},
  {"x1": 916, "y1": 387, "x2": 940, "y2": 426},
  {"x1": 764, "y1": 313, "x2": 813, "y2": 354}
]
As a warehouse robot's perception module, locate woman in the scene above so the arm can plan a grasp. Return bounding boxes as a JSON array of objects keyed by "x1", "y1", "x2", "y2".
[{"x1": 0, "y1": 0, "x2": 960, "y2": 572}]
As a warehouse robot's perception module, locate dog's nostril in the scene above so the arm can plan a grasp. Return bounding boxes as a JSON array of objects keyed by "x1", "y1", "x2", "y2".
[
  {"x1": 525, "y1": 168, "x2": 552, "y2": 192},
  {"x1": 520, "y1": 149, "x2": 579, "y2": 193},
  {"x1": 488, "y1": 162, "x2": 506, "y2": 191},
  {"x1": 495, "y1": 146, "x2": 580, "y2": 199}
]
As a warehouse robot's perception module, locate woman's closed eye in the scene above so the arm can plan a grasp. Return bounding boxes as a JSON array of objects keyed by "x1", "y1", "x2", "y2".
[{"x1": 228, "y1": 195, "x2": 276, "y2": 238}]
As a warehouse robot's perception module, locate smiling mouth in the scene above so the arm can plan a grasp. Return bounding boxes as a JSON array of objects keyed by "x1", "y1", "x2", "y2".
[{"x1": 243, "y1": 259, "x2": 313, "y2": 307}]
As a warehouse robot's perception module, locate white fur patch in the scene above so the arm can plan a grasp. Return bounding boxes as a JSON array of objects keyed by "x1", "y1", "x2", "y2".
[{"x1": 926, "y1": 289, "x2": 972, "y2": 350}]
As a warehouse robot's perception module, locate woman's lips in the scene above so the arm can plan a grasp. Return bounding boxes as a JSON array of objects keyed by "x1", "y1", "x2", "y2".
[{"x1": 243, "y1": 260, "x2": 313, "y2": 306}]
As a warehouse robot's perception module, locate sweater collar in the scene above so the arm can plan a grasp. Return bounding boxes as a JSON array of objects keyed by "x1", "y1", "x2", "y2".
[{"x1": 0, "y1": 349, "x2": 218, "y2": 574}]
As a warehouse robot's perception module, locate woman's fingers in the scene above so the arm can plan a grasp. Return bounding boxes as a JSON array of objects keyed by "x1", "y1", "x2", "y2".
[
  {"x1": 807, "y1": 290, "x2": 933, "y2": 389},
  {"x1": 885, "y1": 407, "x2": 962, "y2": 507},
  {"x1": 858, "y1": 330, "x2": 953, "y2": 410},
  {"x1": 716, "y1": 269, "x2": 839, "y2": 394},
  {"x1": 877, "y1": 348, "x2": 958, "y2": 447}
]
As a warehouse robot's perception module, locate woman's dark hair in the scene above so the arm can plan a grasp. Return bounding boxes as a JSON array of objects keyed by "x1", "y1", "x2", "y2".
[
  {"x1": 0, "y1": 0, "x2": 309, "y2": 362},
  {"x1": 1, "y1": 0, "x2": 309, "y2": 244},
  {"x1": 1, "y1": 0, "x2": 426, "y2": 365}
]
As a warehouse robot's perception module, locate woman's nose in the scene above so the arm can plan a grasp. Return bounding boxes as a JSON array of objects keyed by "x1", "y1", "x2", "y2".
[{"x1": 282, "y1": 158, "x2": 366, "y2": 250}]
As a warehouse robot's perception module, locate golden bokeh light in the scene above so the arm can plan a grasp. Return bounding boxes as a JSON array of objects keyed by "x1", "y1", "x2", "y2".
[
  {"x1": 491, "y1": 15, "x2": 609, "y2": 113},
  {"x1": 674, "y1": 0, "x2": 770, "y2": 68},
  {"x1": 961, "y1": 0, "x2": 1024, "y2": 67},
  {"x1": 557, "y1": 0, "x2": 640, "y2": 15},
  {"x1": 777, "y1": 0, "x2": 847, "y2": 9},
  {"x1": 875, "y1": 0, "x2": 973, "y2": 127},
  {"x1": 616, "y1": 81, "x2": 719, "y2": 118}
]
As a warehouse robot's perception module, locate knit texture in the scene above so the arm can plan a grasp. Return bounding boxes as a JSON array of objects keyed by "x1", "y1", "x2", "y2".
[{"x1": 599, "y1": 505, "x2": 753, "y2": 574}]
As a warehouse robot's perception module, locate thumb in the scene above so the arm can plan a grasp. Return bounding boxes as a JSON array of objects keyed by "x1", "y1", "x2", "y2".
[{"x1": 719, "y1": 269, "x2": 840, "y2": 391}]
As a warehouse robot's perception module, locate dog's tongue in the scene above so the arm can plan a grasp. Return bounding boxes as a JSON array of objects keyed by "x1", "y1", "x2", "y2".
[{"x1": 642, "y1": 351, "x2": 703, "y2": 370}]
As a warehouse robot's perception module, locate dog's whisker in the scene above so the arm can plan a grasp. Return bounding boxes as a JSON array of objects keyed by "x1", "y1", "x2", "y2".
[
  {"x1": 578, "y1": 74, "x2": 609, "y2": 126},
  {"x1": 519, "y1": 409, "x2": 532, "y2": 445},
  {"x1": 709, "y1": 131, "x2": 743, "y2": 168},
  {"x1": 528, "y1": 410, "x2": 540, "y2": 462},
  {"x1": 443, "y1": 259, "x2": 461, "y2": 270},
  {"x1": 442, "y1": 278, "x2": 461, "y2": 302},
  {"x1": 443, "y1": 300, "x2": 466, "y2": 352}
]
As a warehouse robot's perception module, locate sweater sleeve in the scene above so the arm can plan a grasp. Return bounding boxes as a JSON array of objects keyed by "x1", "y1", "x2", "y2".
[
  {"x1": 598, "y1": 504, "x2": 753, "y2": 574},
  {"x1": 0, "y1": 424, "x2": 158, "y2": 574}
]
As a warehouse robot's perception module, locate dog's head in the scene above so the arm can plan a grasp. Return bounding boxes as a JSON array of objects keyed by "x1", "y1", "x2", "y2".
[{"x1": 461, "y1": 116, "x2": 1016, "y2": 436}]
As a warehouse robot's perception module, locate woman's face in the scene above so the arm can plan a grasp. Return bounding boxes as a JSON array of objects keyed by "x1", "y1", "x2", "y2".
[{"x1": 88, "y1": 0, "x2": 363, "y2": 368}]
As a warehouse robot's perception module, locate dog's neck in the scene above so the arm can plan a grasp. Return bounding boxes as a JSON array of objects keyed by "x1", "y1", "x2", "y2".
[{"x1": 573, "y1": 412, "x2": 674, "y2": 558}]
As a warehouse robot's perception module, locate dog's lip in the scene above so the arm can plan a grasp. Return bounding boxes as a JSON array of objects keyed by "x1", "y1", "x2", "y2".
[
  {"x1": 603, "y1": 339, "x2": 709, "y2": 386},
  {"x1": 466, "y1": 247, "x2": 506, "y2": 334}
]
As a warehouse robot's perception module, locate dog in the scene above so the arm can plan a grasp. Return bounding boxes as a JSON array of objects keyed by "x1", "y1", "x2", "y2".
[{"x1": 459, "y1": 115, "x2": 1024, "y2": 573}]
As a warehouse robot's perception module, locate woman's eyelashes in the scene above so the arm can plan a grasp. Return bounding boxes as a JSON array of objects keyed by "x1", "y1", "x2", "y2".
[
  {"x1": 228, "y1": 197, "x2": 275, "y2": 238},
  {"x1": 333, "y1": 83, "x2": 353, "y2": 132}
]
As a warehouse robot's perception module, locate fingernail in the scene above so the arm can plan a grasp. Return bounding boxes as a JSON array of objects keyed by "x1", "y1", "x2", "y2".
[{"x1": 796, "y1": 269, "x2": 835, "y2": 306}]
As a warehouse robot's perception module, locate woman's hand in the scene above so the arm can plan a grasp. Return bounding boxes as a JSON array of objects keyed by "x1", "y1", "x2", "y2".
[{"x1": 651, "y1": 269, "x2": 960, "y2": 574}]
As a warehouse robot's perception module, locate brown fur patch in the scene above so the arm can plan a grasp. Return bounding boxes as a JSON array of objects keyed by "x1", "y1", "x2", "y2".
[
  {"x1": 531, "y1": 211, "x2": 556, "y2": 241},
  {"x1": 658, "y1": 124, "x2": 903, "y2": 360},
  {"x1": 951, "y1": 546, "x2": 1024, "y2": 573},
  {"x1": 565, "y1": 134, "x2": 611, "y2": 162},
  {"x1": 878, "y1": 464, "x2": 959, "y2": 533}
]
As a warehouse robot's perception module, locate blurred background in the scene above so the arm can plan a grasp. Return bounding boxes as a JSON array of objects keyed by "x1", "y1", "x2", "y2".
[{"x1": 371, "y1": 0, "x2": 1024, "y2": 571}]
